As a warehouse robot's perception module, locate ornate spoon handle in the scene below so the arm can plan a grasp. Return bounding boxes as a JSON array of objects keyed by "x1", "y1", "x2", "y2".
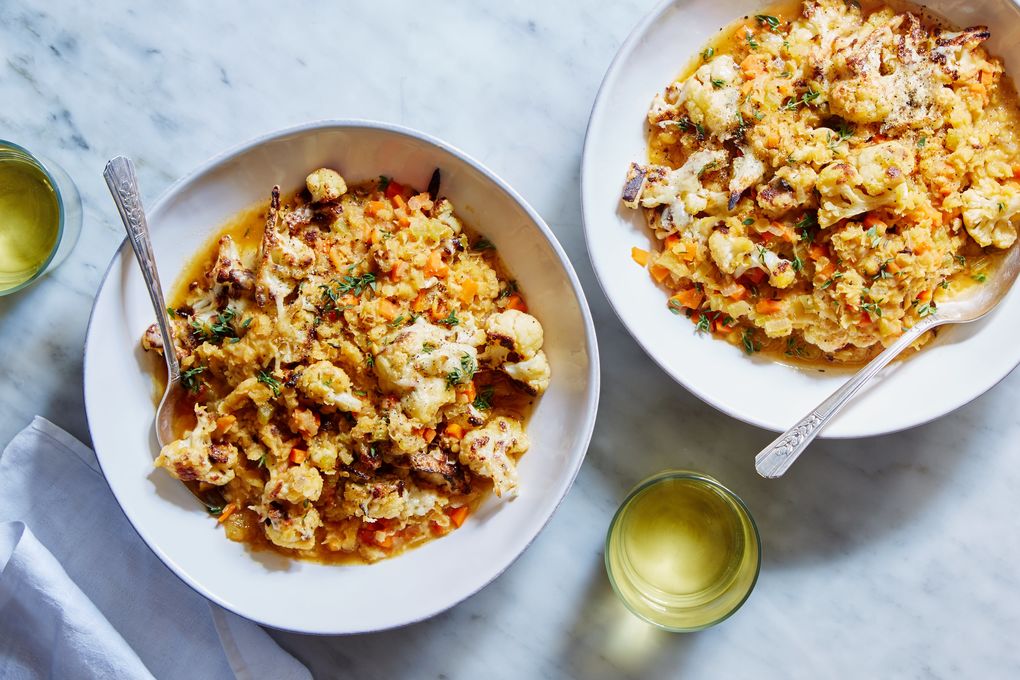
[
  {"x1": 103, "y1": 156, "x2": 181, "y2": 384},
  {"x1": 755, "y1": 314, "x2": 941, "y2": 478}
]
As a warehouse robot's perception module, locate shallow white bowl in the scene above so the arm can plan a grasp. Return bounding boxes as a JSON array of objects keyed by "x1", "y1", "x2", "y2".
[
  {"x1": 582, "y1": 0, "x2": 1020, "y2": 438},
  {"x1": 85, "y1": 121, "x2": 599, "y2": 634}
]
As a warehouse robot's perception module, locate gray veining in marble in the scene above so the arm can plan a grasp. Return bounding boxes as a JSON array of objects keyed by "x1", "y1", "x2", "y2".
[{"x1": 1, "y1": 1, "x2": 1019, "y2": 678}]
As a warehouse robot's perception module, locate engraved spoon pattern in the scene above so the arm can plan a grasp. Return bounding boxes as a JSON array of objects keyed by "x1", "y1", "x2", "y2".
[{"x1": 104, "y1": 155, "x2": 182, "y2": 448}]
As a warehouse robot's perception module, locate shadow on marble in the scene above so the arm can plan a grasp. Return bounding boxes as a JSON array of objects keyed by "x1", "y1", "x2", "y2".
[
  {"x1": 558, "y1": 550, "x2": 701, "y2": 680},
  {"x1": 577, "y1": 302, "x2": 989, "y2": 569}
]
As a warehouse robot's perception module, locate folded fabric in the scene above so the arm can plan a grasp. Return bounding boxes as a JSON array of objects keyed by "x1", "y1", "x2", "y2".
[{"x1": 0, "y1": 417, "x2": 311, "y2": 680}]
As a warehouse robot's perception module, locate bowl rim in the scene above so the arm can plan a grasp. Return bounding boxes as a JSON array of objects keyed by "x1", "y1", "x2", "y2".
[
  {"x1": 580, "y1": 0, "x2": 1020, "y2": 439},
  {"x1": 84, "y1": 118, "x2": 601, "y2": 634}
]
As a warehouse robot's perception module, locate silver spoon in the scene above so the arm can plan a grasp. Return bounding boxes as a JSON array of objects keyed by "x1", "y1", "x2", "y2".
[
  {"x1": 756, "y1": 244, "x2": 1020, "y2": 478},
  {"x1": 104, "y1": 156, "x2": 181, "y2": 447}
]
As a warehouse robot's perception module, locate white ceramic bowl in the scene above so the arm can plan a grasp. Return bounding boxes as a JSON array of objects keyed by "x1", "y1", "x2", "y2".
[
  {"x1": 85, "y1": 121, "x2": 599, "y2": 634},
  {"x1": 582, "y1": 0, "x2": 1020, "y2": 438}
]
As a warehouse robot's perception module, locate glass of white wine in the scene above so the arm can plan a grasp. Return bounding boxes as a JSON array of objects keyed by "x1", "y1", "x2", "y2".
[
  {"x1": 605, "y1": 470, "x2": 761, "y2": 631},
  {"x1": 0, "y1": 140, "x2": 82, "y2": 295}
]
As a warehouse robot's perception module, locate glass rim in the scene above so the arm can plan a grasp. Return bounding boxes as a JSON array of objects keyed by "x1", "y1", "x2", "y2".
[
  {"x1": 0, "y1": 139, "x2": 66, "y2": 295},
  {"x1": 604, "y1": 469, "x2": 762, "y2": 633}
]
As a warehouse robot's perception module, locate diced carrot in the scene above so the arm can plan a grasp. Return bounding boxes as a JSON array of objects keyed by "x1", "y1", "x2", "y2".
[
  {"x1": 216, "y1": 503, "x2": 237, "y2": 524},
  {"x1": 740, "y1": 53, "x2": 764, "y2": 77},
  {"x1": 885, "y1": 261, "x2": 900, "y2": 274},
  {"x1": 446, "y1": 505, "x2": 469, "y2": 528},
  {"x1": 916, "y1": 289, "x2": 932, "y2": 304},
  {"x1": 1013, "y1": 164, "x2": 1020, "y2": 180},
  {"x1": 391, "y1": 194, "x2": 406, "y2": 210},
  {"x1": 363, "y1": 225, "x2": 380, "y2": 244},
  {"x1": 671, "y1": 288, "x2": 704, "y2": 310},
  {"x1": 360, "y1": 528, "x2": 394, "y2": 550},
  {"x1": 770, "y1": 222, "x2": 795, "y2": 243},
  {"x1": 384, "y1": 180, "x2": 404, "y2": 199},
  {"x1": 505, "y1": 294, "x2": 528, "y2": 312},
  {"x1": 980, "y1": 69, "x2": 994, "y2": 86},
  {"x1": 429, "y1": 300, "x2": 448, "y2": 321},
  {"x1": 650, "y1": 264, "x2": 670, "y2": 282},
  {"x1": 817, "y1": 261, "x2": 836, "y2": 278},
  {"x1": 631, "y1": 246, "x2": 650, "y2": 267},
  {"x1": 289, "y1": 448, "x2": 307, "y2": 464},
  {"x1": 215, "y1": 415, "x2": 236, "y2": 434},
  {"x1": 390, "y1": 261, "x2": 407, "y2": 281},
  {"x1": 679, "y1": 243, "x2": 698, "y2": 262},
  {"x1": 808, "y1": 244, "x2": 829, "y2": 261},
  {"x1": 377, "y1": 298, "x2": 400, "y2": 321},
  {"x1": 445, "y1": 423, "x2": 465, "y2": 439},
  {"x1": 862, "y1": 214, "x2": 885, "y2": 229},
  {"x1": 456, "y1": 380, "x2": 476, "y2": 403},
  {"x1": 423, "y1": 427, "x2": 436, "y2": 444},
  {"x1": 364, "y1": 200, "x2": 388, "y2": 217},
  {"x1": 913, "y1": 241, "x2": 930, "y2": 255},
  {"x1": 743, "y1": 268, "x2": 767, "y2": 286},
  {"x1": 425, "y1": 250, "x2": 449, "y2": 278},
  {"x1": 756, "y1": 298, "x2": 783, "y2": 314},
  {"x1": 458, "y1": 277, "x2": 478, "y2": 304},
  {"x1": 412, "y1": 290, "x2": 431, "y2": 312},
  {"x1": 713, "y1": 315, "x2": 737, "y2": 333},
  {"x1": 728, "y1": 283, "x2": 748, "y2": 301},
  {"x1": 664, "y1": 234, "x2": 681, "y2": 249}
]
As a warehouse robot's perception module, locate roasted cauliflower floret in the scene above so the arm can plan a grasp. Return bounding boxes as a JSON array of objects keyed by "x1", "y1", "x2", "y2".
[
  {"x1": 955, "y1": 179, "x2": 1020, "y2": 248},
  {"x1": 254, "y1": 187, "x2": 315, "y2": 307},
  {"x1": 484, "y1": 310, "x2": 543, "y2": 360},
  {"x1": 757, "y1": 166, "x2": 819, "y2": 218},
  {"x1": 264, "y1": 464, "x2": 324, "y2": 505},
  {"x1": 483, "y1": 310, "x2": 551, "y2": 393},
  {"x1": 262, "y1": 506, "x2": 322, "y2": 551},
  {"x1": 305, "y1": 168, "x2": 347, "y2": 203},
  {"x1": 815, "y1": 160, "x2": 917, "y2": 227},
  {"x1": 459, "y1": 416, "x2": 529, "y2": 498},
  {"x1": 677, "y1": 56, "x2": 741, "y2": 138},
  {"x1": 374, "y1": 319, "x2": 478, "y2": 423},
  {"x1": 343, "y1": 480, "x2": 444, "y2": 521},
  {"x1": 708, "y1": 230, "x2": 755, "y2": 274},
  {"x1": 154, "y1": 407, "x2": 237, "y2": 485},
  {"x1": 828, "y1": 14, "x2": 940, "y2": 130},
  {"x1": 503, "y1": 352, "x2": 551, "y2": 395},
  {"x1": 855, "y1": 142, "x2": 915, "y2": 196},
  {"x1": 296, "y1": 361, "x2": 363, "y2": 412},
  {"x1": 210, "y1": 235, "x2": 254, "y2": 292},
  {"x1": 728, "y1": 147, "x2": 765, "y2": 209},
  {"x1": 306, "y1": 429, "x2": 353, "y2": 472},
  {"x1": 622, "y1": 149, "x2": 728, "y2": 215},
  {"x1": 707, "y1": 230, "x2": 796, "y2": 288}
]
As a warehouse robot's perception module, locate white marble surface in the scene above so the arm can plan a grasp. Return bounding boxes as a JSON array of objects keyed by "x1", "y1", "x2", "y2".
[{"x1": 2, "y1": 0, "x2": 1019, "y2": 677}]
